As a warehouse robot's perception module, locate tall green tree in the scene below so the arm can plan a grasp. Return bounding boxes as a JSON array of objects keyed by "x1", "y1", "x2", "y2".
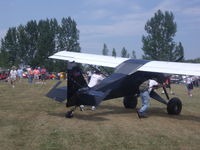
[
  {"x1": 174, "y1": 42, "x2": 184, "y2": 61},
  {"x1": 25, "y1": 20, "x2": 38, "y2": 66},
  {"x1": 0, "y1": 17, "x2": 80, "y2": 72},
  {"x1": 57, "y1": 17, "x2": 80, "y2": 52},
  {"x1": 121, "y1": 47, "x2": 129, "y2": 58},
  {"x1": 142, "y1": 10, "x2": 184, "y2": 61},
  {"x1": 34, "y1": 19, "x2": 56, "y2": 67},
  {"x1": 0, "y1": 39, "x2": 9, "y2": 68},
  {"x1": 16, "y1": 25, "x2": 29, "y2": 65},
  {"x1": 131, "y1": 50, "x2": 136, "y2": 59},
  {"x1": 1, "y1": 27, "x2": 18, "y2": 66},
  {"x1": 112, "y1": 48, "x2": 117, "y2": 57},
  {"x1": 102, "y1": 43, "x2": 109, "y2": 55}
]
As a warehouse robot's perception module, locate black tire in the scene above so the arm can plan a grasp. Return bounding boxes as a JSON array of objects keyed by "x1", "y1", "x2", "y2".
[
  {"x1": 167, "y1": 97, "x2": 182, "y2": 115},
  {"x1": 65, "y1": 111, "x2": 74, "y2": 118},
  {"x1": 123, "y1": 95, "x2": 138, "y2": 109}
]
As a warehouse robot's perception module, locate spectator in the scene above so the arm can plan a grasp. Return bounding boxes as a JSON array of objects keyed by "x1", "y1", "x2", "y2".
[
  {"x1": 33, "y1": 67, "x2": 40, "y2": 84},
  {"x1": 185, "y1": 76, "x2": 194, "y2": 97},
  {"x1": 161, "y1": 77, "x2": 174, "y2": 95},
  {"x1": 86, "y1": 70, "x2": 92, "y2": 83},
  {"x1": 41, "y1": 66, "x2": 47, "y2": 84},
  {"x1": 27, "y1": 67, "x2": 34, "y2": 84},
  {"x1": 88, "y1": 70, "x2": 105, "y2": 88},
  {"x1": 9, "y1": 66, "x2": 18, "y2": 88},
  {"x1": 80, "y1": 70, "x2": 105, "y2": 111},
  {"x1": 17, "y1": 67, "x2": 23, "y2": 82}
]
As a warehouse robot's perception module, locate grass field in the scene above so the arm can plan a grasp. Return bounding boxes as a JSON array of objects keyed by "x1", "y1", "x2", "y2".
[{"x1": 0, "y1": 79, "x2": 200, "y2": 150}]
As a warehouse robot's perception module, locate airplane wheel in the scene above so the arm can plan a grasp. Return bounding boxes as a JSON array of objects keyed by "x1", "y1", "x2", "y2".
[
  {"x1": 65, "y1": 111, "x2": 74, "y2": 118},
  {"x1": 123, "y1": 95, "x2": 138, "y2": 109},
  {"x1": 167, "y1": 97, "x2": 182, "y2": 115}
]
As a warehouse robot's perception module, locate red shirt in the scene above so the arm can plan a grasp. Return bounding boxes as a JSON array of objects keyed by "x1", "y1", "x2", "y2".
[{"x1": 41, "y1": 68, "x2": 46, "y2": 75}]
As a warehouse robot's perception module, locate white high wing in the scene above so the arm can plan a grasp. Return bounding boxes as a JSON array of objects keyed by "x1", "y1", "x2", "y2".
[
  {"x1": 49, "y1": 51, "x2": 200, "y2": 76},
  {"x1": 49, "y1": 51, "x2": 128, "y2": 68}
]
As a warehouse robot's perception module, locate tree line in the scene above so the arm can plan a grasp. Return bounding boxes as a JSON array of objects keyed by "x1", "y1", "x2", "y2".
[
  {"x1": 142, "y1": 10, "x2": 184, "y2": 61},
  {"x1": 101, "y1": 10, "x2": 185, "y2": 62},
  {"x1": 101, "y1": 43, "x2": 136, "y2": 58},
  {"x1": 1, "y1": 10, "x2": 199, "y2": 72},
  {"x1": 0, "y1": 17, "x2": 80, "y2": 72}
]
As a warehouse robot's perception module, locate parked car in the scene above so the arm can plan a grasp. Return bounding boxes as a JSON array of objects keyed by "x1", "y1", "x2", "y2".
[
  {"x1": 0, "y1": 71, "x2": 9, "y2": 80},
  {"x1": 170, "y1": 75, "x2": 183, "y2": 84}
]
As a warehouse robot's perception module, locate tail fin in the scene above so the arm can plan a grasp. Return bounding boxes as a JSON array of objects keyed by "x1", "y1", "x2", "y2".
[{"x1": 66, "y1": 62, "x2": 88, "y2": 107}]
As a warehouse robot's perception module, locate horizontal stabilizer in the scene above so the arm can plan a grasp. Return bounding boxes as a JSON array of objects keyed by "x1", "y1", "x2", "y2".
[
  {"x1": 46, "y1": 81, "x2": 67, "y2": 102},
  {"x1": 77, "y1": 89, "x2": 112, "y2": 106}
]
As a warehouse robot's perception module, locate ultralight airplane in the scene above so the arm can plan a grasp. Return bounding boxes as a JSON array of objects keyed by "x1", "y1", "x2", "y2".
[{"x1": 46, "y1": 51, "x2": 200, "y2": 118}]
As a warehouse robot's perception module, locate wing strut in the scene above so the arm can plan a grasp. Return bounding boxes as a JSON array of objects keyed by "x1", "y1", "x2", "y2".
[
  {"x1": 150, "y1": 91, "x2": 168, "y2": 105},
  {"x1": 162, "y1": 86, "x2": 170, "y2": 100}
]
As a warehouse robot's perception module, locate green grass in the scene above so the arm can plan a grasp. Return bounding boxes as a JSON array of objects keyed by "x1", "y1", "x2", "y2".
[{"x1": 0, "y1": 79, "x2": 200, "y2": 150}]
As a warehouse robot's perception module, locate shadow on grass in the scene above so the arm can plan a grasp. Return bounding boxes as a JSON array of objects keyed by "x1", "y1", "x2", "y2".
[
  {"x1": 149, "y1": 107, "x2": 200, "y2": 123},
  {"x1": 75, "y1": 105, "x2": 135, "y2": 121},
  {"x1": 48, "y1": 105, "x2": 200, "y2": 123},
  {"x1": 48, "y1": 105, "x2": 134, "y2": 121},
  {"x1": 48, "y1": 112, "x2": 66, "y2": 118}
]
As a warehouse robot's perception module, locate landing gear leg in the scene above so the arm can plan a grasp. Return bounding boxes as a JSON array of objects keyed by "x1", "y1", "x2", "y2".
[{"x1": 65, "y1": 106, "x2": 77, "y2": 118}]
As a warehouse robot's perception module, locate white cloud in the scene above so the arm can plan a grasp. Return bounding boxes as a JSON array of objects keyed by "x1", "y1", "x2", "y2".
[
  {"x1": 154, "y1": 0, "x2": 200, "y2": 16},
  {"x1": 78, "y1": 0, "x2": 200, "y2": 59},
  {"x1": 182, "y1": 7, "x2": 200, "y2": 16},
  {"x1": 149, "y1": 0, "x2": 200, "y2": 31},
  {"x1": 0, "y1": 0, "x2": 199, "y2": 59},
  {"x1": 79, "y1": 19, "x2": 145, "y2": 39},
  {"x1": 80, "y1": 41, "x2": 103, "y2": 54},
  {"x1": 84, "y1": 0, "x2": 125, "y2": 7},
  {"x1": 89, "y1": 9, "x2": 113, "y2": 20},
  {"x1": 153, "y1": 0, "x2": 182, "y2": 12}
]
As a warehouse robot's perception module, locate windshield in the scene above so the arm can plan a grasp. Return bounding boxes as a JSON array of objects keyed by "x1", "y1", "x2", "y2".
[{"x1": 114, "y1": 59, "x2": 149, "y2": 75}]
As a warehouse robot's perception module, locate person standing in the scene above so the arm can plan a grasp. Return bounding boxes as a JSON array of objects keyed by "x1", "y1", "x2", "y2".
[
  {"x1": 41, "y1": 66, "x2": 47, "y2": 84},
  {"x1": 137, "y1": 78, "x2": 161, "y2": 118},
  {"x1": 33, "y1": 67, "x2": 40, "y2": 84},
  {"x1": 27, "y1": 67, "x2": 34, "y2": 84},
  {"x1": 185, "y1": 76, "x2": 193, "y2": 97},
  {"x1": 9, "y1": 66, "x2": 18, "y2": 88},
  {"x1": 80, "y1": 70, "x2": 105, "y2": 111},
  {"x1": 86, "y1": 70, "x2": 92, "y2": 83},
  {"x1": 161, "y1": 77, "x2": 174, "y2": 95},
  {"x1": 17, "y1": 67, "x2": 23, "y2": 82}
]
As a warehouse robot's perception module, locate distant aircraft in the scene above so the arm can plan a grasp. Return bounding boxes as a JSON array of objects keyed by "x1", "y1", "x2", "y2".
[{"x1": 46, "y1": 51, "x2": 200, "y2": 118}]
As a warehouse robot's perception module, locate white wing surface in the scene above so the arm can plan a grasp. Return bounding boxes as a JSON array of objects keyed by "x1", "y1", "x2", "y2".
[
  {"x1": 49, "y1": 51, "x2": 128, "y2": 68},
  {"x1": 49, "y1": 51, "x2": 200, "y2": 76},
  {"x1": 138, "y1": 61, "x2": 200, "y2": 76}
]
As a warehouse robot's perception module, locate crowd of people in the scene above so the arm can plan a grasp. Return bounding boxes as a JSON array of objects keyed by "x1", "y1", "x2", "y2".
[
  {"x1": 1, "y1": 66, "x2": 70, "y2": 88},
  {"x1": 26, "y1": 66, "x2": 47, "y2": 85},
  {"x1": 2, "y1": 66, "x2": 49, "y2": 88}
]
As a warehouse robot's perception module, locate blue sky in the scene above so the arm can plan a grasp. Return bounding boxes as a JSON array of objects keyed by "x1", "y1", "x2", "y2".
[{"x1": 0, "y1": 0, "x2": 200, "y2": 59}]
